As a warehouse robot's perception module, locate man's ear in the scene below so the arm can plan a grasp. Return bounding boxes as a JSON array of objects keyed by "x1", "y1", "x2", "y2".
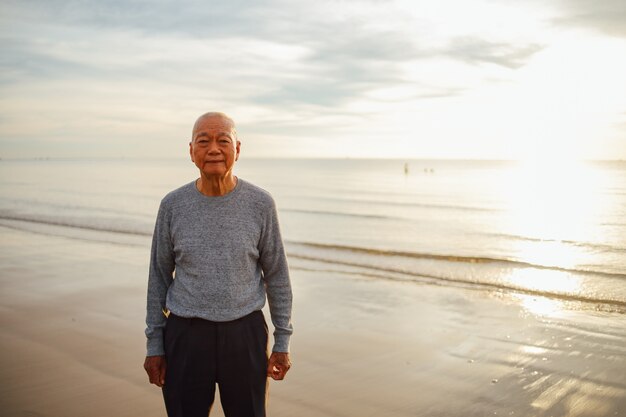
[
  {"x1": 189, "y1": 141, "x2": 194, "y2": 162},
  {"x1": 235, "y1": 141, "x2": 241, "y2": 161}
]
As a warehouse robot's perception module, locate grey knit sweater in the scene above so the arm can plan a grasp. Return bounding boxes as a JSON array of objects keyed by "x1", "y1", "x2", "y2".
[{"x1": 145, "y1": 178, "x2": 293, "y2": 356}]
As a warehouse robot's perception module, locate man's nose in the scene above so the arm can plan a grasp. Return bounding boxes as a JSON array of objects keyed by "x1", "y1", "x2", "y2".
[{"x1": 206, "y1": 140, "x2": 220, "y2": 154}]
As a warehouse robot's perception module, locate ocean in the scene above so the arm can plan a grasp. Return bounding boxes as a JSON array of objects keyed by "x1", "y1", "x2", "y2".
[{"x1": 1, "y1": 158, "x2": 625, "y2": 314}]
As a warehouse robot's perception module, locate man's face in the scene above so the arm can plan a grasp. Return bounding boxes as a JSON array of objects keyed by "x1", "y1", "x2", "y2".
[{"x1": 189, "y1": 115, "x2": 241, "y2": 178}]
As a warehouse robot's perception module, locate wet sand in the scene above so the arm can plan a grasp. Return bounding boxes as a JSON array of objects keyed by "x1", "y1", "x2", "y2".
[{"x1": 0, "y1": 224, "x2": 625, "y2": 417}]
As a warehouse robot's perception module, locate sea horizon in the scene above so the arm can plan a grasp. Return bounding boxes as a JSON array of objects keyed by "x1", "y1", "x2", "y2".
[{"x1": 2, "y1": 156, "x2": 626, "y2": 163}]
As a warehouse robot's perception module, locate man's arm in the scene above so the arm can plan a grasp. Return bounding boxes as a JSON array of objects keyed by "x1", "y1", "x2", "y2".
[
  {"x1": 144, "y1": 202, "x2": 175, "y2": 385},
  {"x1": 258, "y1": 197, "x2": 293, "y2": 363}
]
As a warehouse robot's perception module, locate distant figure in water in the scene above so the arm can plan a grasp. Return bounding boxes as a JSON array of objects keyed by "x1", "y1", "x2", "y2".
[
  {"x1": 143, "y1": 112, "x2": 293, "y2": 417},
  {"x1": 404, "y1": 162, "x2": 409, "y2": 175}
]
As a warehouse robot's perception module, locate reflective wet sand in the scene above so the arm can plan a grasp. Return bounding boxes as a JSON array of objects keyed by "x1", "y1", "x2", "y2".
[{"x1": 1, "y1": 226, "x2": 624, "y2": 417}]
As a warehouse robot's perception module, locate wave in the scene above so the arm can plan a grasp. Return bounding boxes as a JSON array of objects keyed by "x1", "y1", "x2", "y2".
[
  {"x1": 3, "y1": 214, "x2": 625, "y2": 309},
  {"x1": 280, "y1": 203, "x2": 496, "y2": 221},
  {"x1": 0, "y1": 196, "x2": 150, "y2": 218},
  {"x1": 2, "y1": 213, "x2": 624, "y2": 279},
  {"x1": 2, "y1": 212, "x2": 624, "y2": 276},
  {"x1": 0, "y1": 220, "x2": 146, "y2": 247},
  {"x1": 288, "y1": 252, "x2": 626, "y2": 311},
  {"x1": 282, "y1": 208, "x2": 392, "y2": 219},
  {"x1": 286, "y1": 241, "x2": 626, "y2": 280},
  {"x1": 481, "y1": 232, "x2": 626, "y2": 253},
  {"x1": 0, "y1": 213, "x2": 152, "y2": 236},
  {"x1": 287, "y1": 195, "x2": 497, "y2": 213}
]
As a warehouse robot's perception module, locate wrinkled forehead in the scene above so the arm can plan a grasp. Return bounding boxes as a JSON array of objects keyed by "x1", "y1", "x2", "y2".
[{"x1": 192, "y1": 114, "x2": 236, "y2": 138}]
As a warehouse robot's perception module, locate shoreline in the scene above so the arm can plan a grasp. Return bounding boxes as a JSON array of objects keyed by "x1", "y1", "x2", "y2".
[{"x1": 1, "y1": 226, "x2": 625, "y2": 417}]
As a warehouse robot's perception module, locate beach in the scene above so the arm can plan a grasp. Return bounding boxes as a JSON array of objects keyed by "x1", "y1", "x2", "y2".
[{"x1": 1, "y1": 223, "x2": 624, "y2": 417}]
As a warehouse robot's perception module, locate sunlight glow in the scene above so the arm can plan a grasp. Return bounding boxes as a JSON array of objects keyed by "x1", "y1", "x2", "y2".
[
  {"x1": 507, "y1": 269, "x2": 582, "y2": 295},
  {"x1": 515, "y1": 293, "x2": 567, "y2": 317},
  {"x1": 520, "y1": 344, "x2": 548, "y2": 355},
  {"x1": 498, "y1": 160, "x2": 608, "y2": 269},
  {"x1": 493, "y1": 160, "x2": 609, "y2": 317}
]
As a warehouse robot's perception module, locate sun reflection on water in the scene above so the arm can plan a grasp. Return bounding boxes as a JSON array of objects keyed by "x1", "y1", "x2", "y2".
[
  {"x1": 498, "y1": 160, "x2": 602, "y2": 317},
  {"x1": 499, "y1": 159, "x2": 609, "y2": 270},
  {"x1": 505, "y1": 268, "x2": 582, "y2": 317},
  {"x1": 507, "y1": 268, "x2": 582, "y2": 295},
  {"x1": 505, "y1": 161, "x2": 603, "y2": 252},
  {"x1": 515, "y1": 293, "x2": 567, "y2": 317}
]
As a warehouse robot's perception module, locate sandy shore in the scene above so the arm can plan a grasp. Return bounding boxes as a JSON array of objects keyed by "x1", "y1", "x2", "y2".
[{"x1": 0, "y1": 223, "x2": 625, "y2": 417}]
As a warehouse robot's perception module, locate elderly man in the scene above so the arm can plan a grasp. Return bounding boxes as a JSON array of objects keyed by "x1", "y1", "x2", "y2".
[{"x1": 144, "y1": 112, "x2": 293, "y2": 417}]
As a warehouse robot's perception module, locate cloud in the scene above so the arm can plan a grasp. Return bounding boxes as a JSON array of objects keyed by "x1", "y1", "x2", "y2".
[
  {"x1": 553, "y1": 0, "x2": 626, "y2": 37},
  {"x1": 0, "y1": 1, "x2": 424, "y2": 106},
  {"x1": 250, "y1": 35, "x2": 421, "y2": 108},
  {"x1": 0, "y1": 0, "x2": 539, "y2": 111},
  {"x1": 1, "y1": 0, "x2": 263, "y2": 36},
  {"x1": 444, "y1": 37, "x2": 544, "y2": 69}
]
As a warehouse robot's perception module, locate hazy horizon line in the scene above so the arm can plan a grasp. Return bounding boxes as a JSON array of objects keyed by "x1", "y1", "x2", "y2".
[{"x1": 1, "y1": 156, "x2": 625, "y2": 163}]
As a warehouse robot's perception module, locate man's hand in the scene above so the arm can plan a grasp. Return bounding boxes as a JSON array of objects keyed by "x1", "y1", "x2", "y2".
[
  {"x1": 267, "y1": 352, "x2": 291, "y2": 381},
  {"x1": 144, "y1": 355, "x2": 167, "y2": 387}
]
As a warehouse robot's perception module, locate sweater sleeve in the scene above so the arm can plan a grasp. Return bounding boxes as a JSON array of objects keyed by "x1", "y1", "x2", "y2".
[
  {"x1": 145, "y1": 201, "x2": 175, "y2": 356},
  {"x1": 258, "y1": 198, "x2": 293, "y2": 353}
]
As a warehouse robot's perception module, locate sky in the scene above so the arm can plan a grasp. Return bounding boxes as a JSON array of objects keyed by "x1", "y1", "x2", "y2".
[{"x1": 1, "y1": 0, "x2": 626, "y2": 160}]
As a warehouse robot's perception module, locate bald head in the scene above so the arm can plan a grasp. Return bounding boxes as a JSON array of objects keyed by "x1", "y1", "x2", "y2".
[
  {"x1": 192, "y1": 112, "x2": 237, "y2": 140},
  {"x1": 189, "y1": 111, "x2": 241, "y2": 181}
]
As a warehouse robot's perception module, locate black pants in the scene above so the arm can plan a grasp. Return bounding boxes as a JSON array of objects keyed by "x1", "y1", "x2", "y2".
[{"x1": 162, "y1": 310, "x2": 269, "y2": 417}]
